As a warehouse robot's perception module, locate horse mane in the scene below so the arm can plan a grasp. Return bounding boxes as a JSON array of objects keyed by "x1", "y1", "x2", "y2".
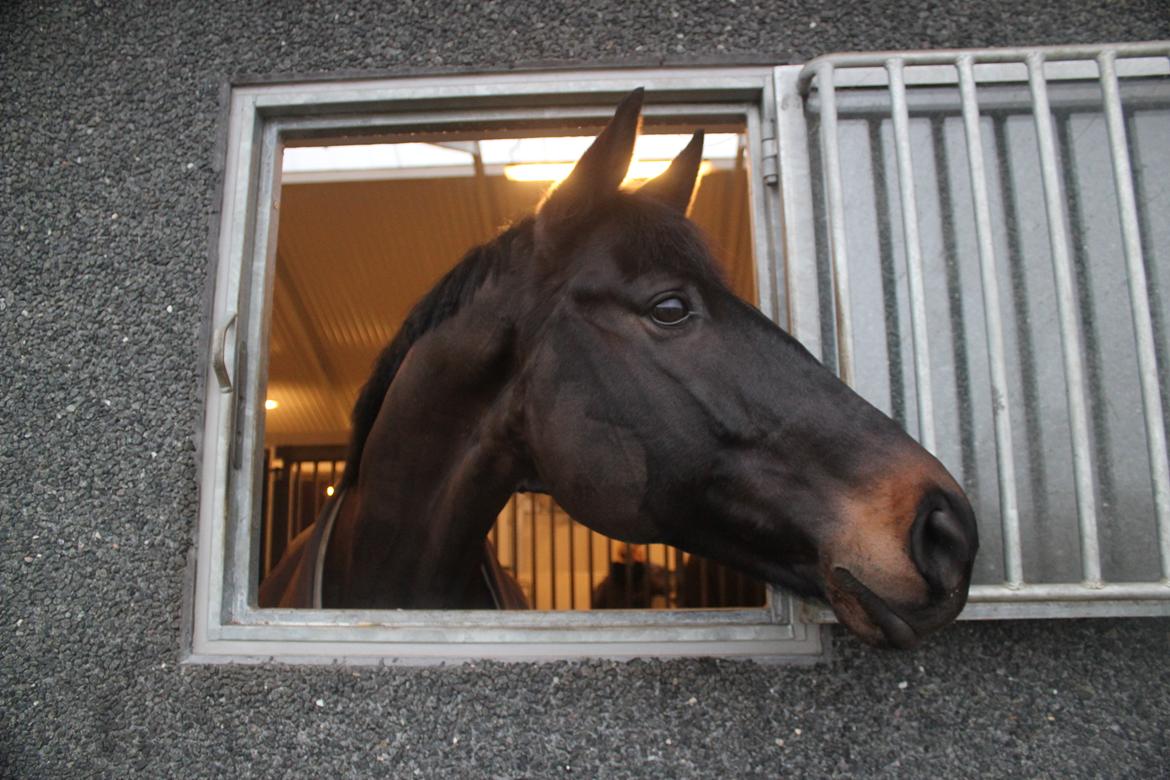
[{"x1": 339, "y1": 217, "x2": 534, "y2": 488}]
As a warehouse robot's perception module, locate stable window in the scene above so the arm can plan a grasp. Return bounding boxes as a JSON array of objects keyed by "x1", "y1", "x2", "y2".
[
  {"x1": 190, "y1": 68, "x2": 822, "y2": 664},
  {"x1": 264, "y1": 130, "x2": 765, "y2": 612},
  {"x1": 190, "y1": 43, "x2": 1170, "y2": 665}
]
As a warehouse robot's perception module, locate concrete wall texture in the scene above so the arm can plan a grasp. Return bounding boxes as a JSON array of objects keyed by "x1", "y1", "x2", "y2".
[{"x1": 2, "y1": 2, "x2": 1168, "y2": 777}]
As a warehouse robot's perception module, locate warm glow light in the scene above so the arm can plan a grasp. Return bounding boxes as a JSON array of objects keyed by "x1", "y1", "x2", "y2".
[
  {"x1": 504, "y1": 159, "x2": 713, "y2": 185},
  {"x1": 325, "y1": 485, "x2": 335, "y2": 497},
  {"x1": 264, "y1": 399, "x2": 279, "y2": 411}
]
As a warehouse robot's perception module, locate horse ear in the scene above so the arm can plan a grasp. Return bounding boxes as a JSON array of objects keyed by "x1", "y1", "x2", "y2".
[
  {"x1": 637, "y1": 130, "x2": 704, "y2": 214},
  {"x1": 537, "y1": 88, "x2": 644, "y2": 238}
]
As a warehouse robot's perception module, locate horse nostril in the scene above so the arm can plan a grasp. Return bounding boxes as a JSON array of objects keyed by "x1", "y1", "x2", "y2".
[{"x1": 911, "y1": 504, "x2": 975, "y2": 594}]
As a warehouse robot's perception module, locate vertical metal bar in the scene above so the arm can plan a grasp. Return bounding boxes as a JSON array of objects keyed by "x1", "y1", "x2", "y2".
[
  {"x1": 624, "y1": 544, "x2": 634, "y2": 608},
  {"x1": 548, "y1": 498, "x2": 558, "y2": 609},
  {"x1": 957, "y1": 54, "x2": 1025, "y2": 588},
  {"x1": 1027, "y1": 51, "x2": 1102, "y2": 586},
  {"x1": 315, "y1": 462, "x2": 325, "y2": 514},
  {"x1": 606, "y1": 536, "x2": 614, "y2": 609},
  {"x1": 774, "y1": 67, "x2": 824, "y2": 355},
  {"x1": 529, "y1": 494, "x2": 538, "y2": 609},
  {"x1": 287, "y1": 461, "x2": 299, "y2": 543},
  {"x1": 510, "y1": 496, "x2": 519, "y2": 580},
  {"x1": 586, "y1": 528, "x2": 595, "y2": 609},
  {"x1": 886, "y1": 57, "x2": 937, "y2": 452},
  {"x1": 815, "y1": 62, "x2": 857, "y2": 385},
  {"x1": 645, "y1": 547, "x2": 655, "y2": 608},
  {"x1": 263, "y1": 449, "x2": 276, "y2": 578},
  {"x1": 568, "y1": 518, "x2": 577, "y2": 609},
  {"x1": 674, "y1": 548, "x2": 686, "y2": 609},
  {"x1": 1098, "y1": 50, "x2": 1170, "y2": 579},
  {"x1": 699, "y1": 556, "x2": 710, "y2": 606},
  {"x1": 311, "y1": 461, "x2": 322, "y2": 519}
]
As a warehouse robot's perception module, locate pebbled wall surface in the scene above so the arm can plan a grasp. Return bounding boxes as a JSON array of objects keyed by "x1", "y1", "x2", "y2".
[{"x1": 2, "y1": 2, "x2": 1168, "y2": 777}]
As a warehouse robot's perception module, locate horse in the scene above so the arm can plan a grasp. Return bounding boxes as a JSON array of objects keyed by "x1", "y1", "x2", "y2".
[{"x1": 259, "y1": 89, "x2": 978, "y2": 648}]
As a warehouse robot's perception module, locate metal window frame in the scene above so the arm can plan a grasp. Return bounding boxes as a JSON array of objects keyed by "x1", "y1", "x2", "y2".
[
  {"x1": 778, "y1": 41, "x2": 1170, "y2": 621},
  {"x1": 187, "y1": 66, "x2": 828, "y2": 665}
]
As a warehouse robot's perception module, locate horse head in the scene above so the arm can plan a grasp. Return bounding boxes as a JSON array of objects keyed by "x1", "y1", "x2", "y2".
[
  {"x1": 310, "y1": 89, "x2": 977, "y2": 647},
  {"x1": 506, "y1": 89, "x2": 978, "y2": 647}
]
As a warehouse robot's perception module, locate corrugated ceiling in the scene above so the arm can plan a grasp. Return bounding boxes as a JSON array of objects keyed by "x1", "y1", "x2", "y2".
[{"x1": 265, "y1": 167, "x2": 755, "y2": 445}]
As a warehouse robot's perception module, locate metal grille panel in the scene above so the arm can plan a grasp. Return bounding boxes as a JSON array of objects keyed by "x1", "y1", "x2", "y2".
[{"x1": 782, "y1": 42, "x2": 1170, "y2": 616}]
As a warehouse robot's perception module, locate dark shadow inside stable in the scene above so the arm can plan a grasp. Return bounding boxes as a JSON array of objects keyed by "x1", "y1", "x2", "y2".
[{"x1": 259, "y1": 126, "x2": 767, "y2": 610}]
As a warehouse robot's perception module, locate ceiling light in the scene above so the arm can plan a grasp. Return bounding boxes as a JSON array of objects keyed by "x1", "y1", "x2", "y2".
[
  {"x1": 264, "y1": 399, "x2": 279, "y2": 411},
  {"x1": 504, "y1": 160, "x2": 712, "y2": 185}
]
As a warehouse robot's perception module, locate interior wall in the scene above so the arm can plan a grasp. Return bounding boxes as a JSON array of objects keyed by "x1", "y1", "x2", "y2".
[{"x1": 2, "y1": 2, "x2": 1168, "y2": 776}]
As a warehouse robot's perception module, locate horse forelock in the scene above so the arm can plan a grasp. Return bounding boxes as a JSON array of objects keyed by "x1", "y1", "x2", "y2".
[
  {"x1": 340, "y1": 217, "x2": 535, "y2": 488},
  {"x1": 607, "y1": 194, "x2": 727, "y2": 289}
]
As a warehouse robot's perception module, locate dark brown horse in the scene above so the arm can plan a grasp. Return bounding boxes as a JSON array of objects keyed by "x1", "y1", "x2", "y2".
[{"x1": 260, "y1": 89, "x2": 978, "y2": 648}]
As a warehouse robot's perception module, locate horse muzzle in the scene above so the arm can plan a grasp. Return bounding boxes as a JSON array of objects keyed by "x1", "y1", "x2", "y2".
[{"x1": 823, "y1": 488, "x2": 979, "y2": 648}]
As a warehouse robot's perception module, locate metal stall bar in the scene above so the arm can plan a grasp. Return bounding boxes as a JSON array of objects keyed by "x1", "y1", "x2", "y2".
[
  {"x1": 263, "y1": 450, "x2": 277, "y2": 578},
  {"x1": 1027, "y1": 52, "x2": 1102, "y2": 586},
  {"x1": 886, "y1": 57, "x2": 937, "y2": 453},
  {"x1": 790, "y1": 42, "x2": 1170, "y2": 617},
  {"x1": 642, "y1": 545, "x2": 652, "y2": 607},
  {"x1": 955, "y1": 54, "x2": 1024, "y2": 588},
  {"x1": 529, "y1": 494, "x2": 538, "y2": 608},
  {"x1": 287, "y1": 461, "x2": 298, "y2": 543},
  {"x1": 814, "y1": 62, "x2": 857, "y2": 385},
  {"x1": 310, "y1": 462, "x2": 322, "y2": 519},
  {"x1": 568, "y1": 511, "x2": 577, "y2": 608},
  {"x1": 547, "y1": 497, "x2": 558, "y2": 609},
  {"x1": 1097, "y1": 50, "x2": 1170, "y2": 580},
  {"x1": 511, "y1": 496, "x2": 519, "y2": 584},
  {"x1": 586, "y1": 528, "x2": 595, "y2": 609}
]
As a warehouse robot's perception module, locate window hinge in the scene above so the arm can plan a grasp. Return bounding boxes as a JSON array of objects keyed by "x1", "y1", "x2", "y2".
[{"x1": 761, "y1": 130, "x2": 779, "y2": 187}]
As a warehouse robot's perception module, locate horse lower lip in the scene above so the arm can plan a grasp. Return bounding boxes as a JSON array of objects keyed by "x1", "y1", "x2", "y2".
[{"x1": 832, "y1": 567, "x2": 919, "y2": 649}]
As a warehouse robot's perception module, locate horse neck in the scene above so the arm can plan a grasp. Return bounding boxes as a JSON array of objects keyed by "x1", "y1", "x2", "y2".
[{"x1": 324, "y1": 331, "x2": 522, "y2": 608}]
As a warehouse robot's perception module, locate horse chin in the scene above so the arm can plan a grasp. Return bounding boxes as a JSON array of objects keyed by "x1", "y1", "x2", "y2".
[{"x1": 824, "y1": 566, "x2": 921, "y2": 650}]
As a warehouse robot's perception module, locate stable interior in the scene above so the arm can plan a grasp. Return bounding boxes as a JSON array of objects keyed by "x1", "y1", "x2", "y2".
[{"x1": 260, "y1": 124, "x2": 767, "y2": 610}]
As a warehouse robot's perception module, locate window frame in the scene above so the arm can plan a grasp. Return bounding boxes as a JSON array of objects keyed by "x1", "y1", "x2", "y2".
[{"x1": 187, "y1": 66, "x2": 828, "y2": 665}]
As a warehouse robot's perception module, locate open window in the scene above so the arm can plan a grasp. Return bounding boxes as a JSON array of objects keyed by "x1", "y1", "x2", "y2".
[
  {"x1": 191, "y1": 69, "x2": 823, "y2": 663},
  {"x1": 264, "y1": 129, "x2": 765, "y2": 611}
]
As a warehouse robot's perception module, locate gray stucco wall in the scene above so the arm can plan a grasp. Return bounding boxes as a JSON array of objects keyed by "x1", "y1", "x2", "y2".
[{"x1": 2, "y1": 2, "x2": 1168, "y2": 776}]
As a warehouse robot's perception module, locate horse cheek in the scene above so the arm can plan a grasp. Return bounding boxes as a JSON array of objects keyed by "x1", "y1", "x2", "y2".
[{"x1": 532, "y1": 391, "x2": 653, "y2": 542}]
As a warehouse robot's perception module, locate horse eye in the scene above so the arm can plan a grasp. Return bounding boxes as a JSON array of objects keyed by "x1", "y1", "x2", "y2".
[{"x1": 650, "y1": 296, "x2": 691, "y2": 326}]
